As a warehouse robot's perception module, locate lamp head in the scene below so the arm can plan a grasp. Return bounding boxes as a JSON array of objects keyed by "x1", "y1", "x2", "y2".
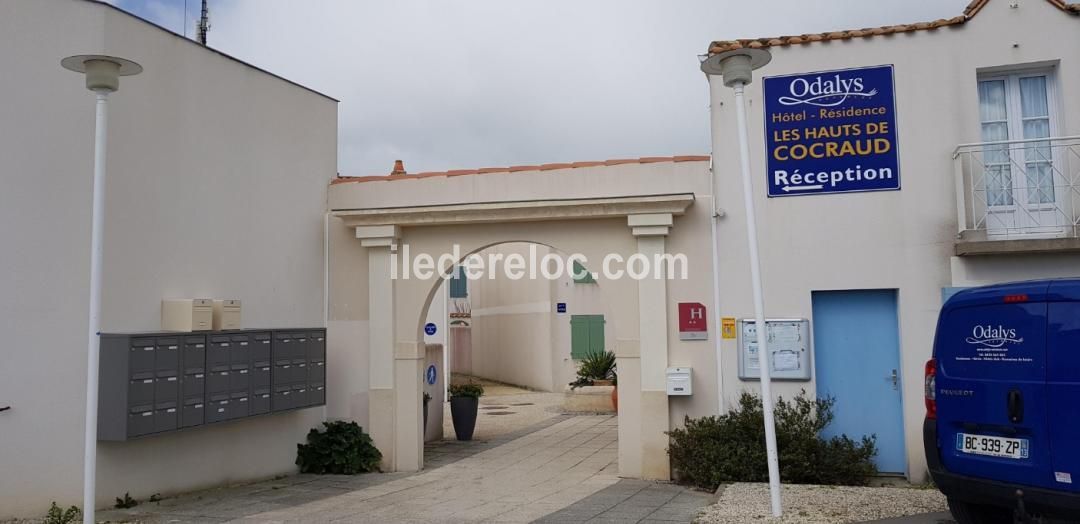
[
  {"x1": 61, "y1": 55, "x2": 142, "y2": 92},
  {"x1": 699, "y1": 48, "x2": 771, "y2": 87}
]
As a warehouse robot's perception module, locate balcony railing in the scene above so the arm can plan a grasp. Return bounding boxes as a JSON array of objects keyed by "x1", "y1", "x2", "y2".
[{"x1": 954, "y1": 135, "x2": 1080, "y2": 242}]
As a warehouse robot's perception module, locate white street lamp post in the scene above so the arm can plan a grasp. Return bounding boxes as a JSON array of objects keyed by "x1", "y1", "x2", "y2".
[
  {"x1": 62, "y1": 54, "x2": 143, "y2": 524},
  {"x1": 701, "y1": 48, "x2": 782, "y2": 517}
]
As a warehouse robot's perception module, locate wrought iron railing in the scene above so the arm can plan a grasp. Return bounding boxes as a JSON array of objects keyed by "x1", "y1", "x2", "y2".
[{"x1": 953, "y1": 136, "x2": 1080, "y2": 240}]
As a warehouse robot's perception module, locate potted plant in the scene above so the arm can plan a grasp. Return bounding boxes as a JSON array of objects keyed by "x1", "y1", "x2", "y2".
[
  {"x1": 569, "y1": 349, "x2": 618, "y2": 411},
  {"x1": 448, "y1": 382, "x2": 484, "y2": 441},
  {"x1": 611, "y1": 373, "x2": 618, "y2": 412},
  {"x1": 569, "y1": 349, "x2": 616, "y2": 389}
]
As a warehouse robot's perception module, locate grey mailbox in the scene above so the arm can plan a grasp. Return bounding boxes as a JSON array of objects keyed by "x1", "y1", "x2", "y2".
[{"x1": 98, "y1": 328, "x2": 326, "y2": 441}]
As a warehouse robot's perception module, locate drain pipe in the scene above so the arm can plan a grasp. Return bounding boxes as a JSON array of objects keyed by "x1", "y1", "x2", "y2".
[{"x1": 324, "y1": 210, "x2": 329, "y2": 328}]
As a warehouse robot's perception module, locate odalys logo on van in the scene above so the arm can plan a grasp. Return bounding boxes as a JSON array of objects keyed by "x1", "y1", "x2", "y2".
[
  {"x1": 960, "y1": 324, "x2": 1032, "y2": 364},
  {"x1": 964, "y1": 325, "x2": 1024, "y2": 348}
]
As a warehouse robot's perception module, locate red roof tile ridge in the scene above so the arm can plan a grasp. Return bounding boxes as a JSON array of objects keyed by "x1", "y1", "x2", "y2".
[
  {"x1": 331, "y1": 155, "x2": 710, "y2": 185},
  {"x1": 707, "y1": 0, "x2": 1076, "y2": 56}
]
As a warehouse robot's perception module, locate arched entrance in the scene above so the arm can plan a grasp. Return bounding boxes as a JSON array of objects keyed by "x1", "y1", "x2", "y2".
[{"x1": 336, "y1": 193, "x2": 693, "y2": 480}]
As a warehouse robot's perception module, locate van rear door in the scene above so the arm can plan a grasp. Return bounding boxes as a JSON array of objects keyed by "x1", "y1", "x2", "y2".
[
  {"x1": 935, "y1": 281, "x2": 1054, "y2": 490},
  {"x1": 1046, "y1": 280, "x2": 1080, "y2": 492}
]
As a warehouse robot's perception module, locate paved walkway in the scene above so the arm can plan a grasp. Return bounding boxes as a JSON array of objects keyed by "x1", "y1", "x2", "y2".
[
  {"x1": 534, "y1": 480, "x2": 710, "y2": 524},
  {"x1": 100, "y1": 415, "x2": 661, "y2": 523}
]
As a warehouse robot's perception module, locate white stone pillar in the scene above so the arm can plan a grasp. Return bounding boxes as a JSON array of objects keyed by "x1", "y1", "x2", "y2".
[
  {"x1": 628, "y1": 213, "x2": 672, "y2": 480},
  {"x1": 356, "y1": 225, "x2": 400, "y2": 471},
  {"x1": 393, "y1": 340, "x2": 424, "y2": 472}
]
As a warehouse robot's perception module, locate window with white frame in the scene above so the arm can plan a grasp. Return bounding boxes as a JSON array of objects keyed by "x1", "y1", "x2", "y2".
[{"x1": 977, "y1": 69, "x2": 1059, "y2": 208}]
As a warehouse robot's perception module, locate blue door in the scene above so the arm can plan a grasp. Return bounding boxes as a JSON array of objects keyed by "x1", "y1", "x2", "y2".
[{"x1": 812, "y1": 290, "x2": 906, "y2": 474}]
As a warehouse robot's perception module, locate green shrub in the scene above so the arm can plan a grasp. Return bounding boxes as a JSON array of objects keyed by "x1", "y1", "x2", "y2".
[
  {"x1": 569, "y1": 349, "x2": 616, "y2": 389},
  {"x1": 44, "y1": 502, "x2": 80, "y2": 524},
  {"x1": 667, "y1": 391, "x2": 877, "y2": 490},
  {"x1": 114, "y1": 492, "x2": 138, "y2": 509},
  {"x1": 296, "y1": 421, "x2": 382, "y2": 474},
  {"x1": 449, "y1": 382, "x2": 484, "y2": 398}
]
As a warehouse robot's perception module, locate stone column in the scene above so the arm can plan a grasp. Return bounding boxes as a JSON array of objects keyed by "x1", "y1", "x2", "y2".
[
  {"x1": 628, "y1": 214, "x2": 672, "y2": 481},
  {"x1": 393, "y1": 339, "x2": 424, "y2": 472},
  {"x1": 356, "y1": 225, "x2": 400, "y2": 471}
]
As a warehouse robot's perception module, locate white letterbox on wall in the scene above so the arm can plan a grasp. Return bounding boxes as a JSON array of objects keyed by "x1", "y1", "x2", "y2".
[{"x1": 666, "y1": 367, "x2": 692, "y2": 396}]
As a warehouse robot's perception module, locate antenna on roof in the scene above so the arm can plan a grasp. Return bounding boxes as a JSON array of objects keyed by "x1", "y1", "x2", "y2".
[{"x1": 197, "y1": 0, "x2": 210, "y2": 45}]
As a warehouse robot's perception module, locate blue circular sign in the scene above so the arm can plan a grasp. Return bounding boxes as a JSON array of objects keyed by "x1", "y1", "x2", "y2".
[
  {"x1": 426, "y1": 364, "x2": 438, "y2": 385},
  {"x1": 424, "y1": 322, "x2": 437, "y2": 336}
]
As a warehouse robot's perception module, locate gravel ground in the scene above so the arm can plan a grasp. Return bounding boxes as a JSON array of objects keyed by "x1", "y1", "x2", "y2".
[{"x1": 696, "y1": 482, "x2": 947, "y2": 524}]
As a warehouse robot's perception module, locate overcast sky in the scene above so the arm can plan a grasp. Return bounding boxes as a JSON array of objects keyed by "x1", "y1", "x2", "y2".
[{"x1": 111, "y1": 0, "x2": 970, "y2": 176}]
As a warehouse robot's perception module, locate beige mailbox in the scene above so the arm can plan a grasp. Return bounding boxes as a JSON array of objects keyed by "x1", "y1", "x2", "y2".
[
  {"x1": 161, "y1": 299, "x2": 213, "y2": 332},
  {"x1": 212, "y1": 299, "x2": 242, "y2": 331}
]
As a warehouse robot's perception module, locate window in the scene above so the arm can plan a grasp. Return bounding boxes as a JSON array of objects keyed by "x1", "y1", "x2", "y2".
[
  {"x1": 449, "y1": 266, "x2": 467, "y2": 298},
  {"x1": 977, "y1": 69, "x2": 1058, "y2": 207}
]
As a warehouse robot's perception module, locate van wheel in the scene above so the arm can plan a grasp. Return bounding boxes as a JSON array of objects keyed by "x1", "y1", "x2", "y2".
[{"x1": 947, "y1": 498, "x2": 1012, "y2": 524}]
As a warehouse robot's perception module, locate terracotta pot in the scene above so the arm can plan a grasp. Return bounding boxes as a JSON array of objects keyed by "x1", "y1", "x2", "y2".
[{"x1": 611, "y1": 385, "x2": 618, "y2": 412}]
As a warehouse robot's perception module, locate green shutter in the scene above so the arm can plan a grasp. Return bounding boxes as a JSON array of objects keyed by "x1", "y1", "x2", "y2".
[
  {"x1": 588, "y1": 316, "x2": 605, "y2": 354},
  {"x1": 449, "y1": 266, "x2": 468, "y2": 298},
  {"x1": 572, "y1": 261, "x2": 596, "y2": 284},
  {"x1": 571, "y1": 315, "x2": 605, "y2": 359}
]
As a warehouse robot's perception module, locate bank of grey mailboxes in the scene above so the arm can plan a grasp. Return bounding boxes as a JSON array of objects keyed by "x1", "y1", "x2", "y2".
[{"x1": 97, "y1": 328, "x2": 326, "y2": 441}]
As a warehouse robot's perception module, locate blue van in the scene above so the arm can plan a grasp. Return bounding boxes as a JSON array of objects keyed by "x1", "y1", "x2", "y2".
[{"x1": 927, "y1": 280, "x2": 1080, "y2": 523}]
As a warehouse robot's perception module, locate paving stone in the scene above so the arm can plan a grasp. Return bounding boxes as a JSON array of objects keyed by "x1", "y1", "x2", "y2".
[{"x1": 95, "y1": 407, "x2": 626, "y2": 524}]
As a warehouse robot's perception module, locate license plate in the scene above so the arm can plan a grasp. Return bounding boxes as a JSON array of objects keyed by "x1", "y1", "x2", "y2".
[{"x1": 956, "y1": 433, "x2": 1029, "y2": 459}]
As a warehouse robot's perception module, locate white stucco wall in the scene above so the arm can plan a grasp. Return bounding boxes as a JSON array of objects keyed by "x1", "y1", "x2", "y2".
[
  {"x1": 0, "y1": 0, "x2": 335, "y2": 517},
  {"x1": 706, "y1": 0, "x2": 1079, "y2": 481},
  {"x1": 465, "y1": 243, "x2": 616, "y2": 392},
  {"x1": 468, "y1": 243, "x2": 556, "y2": 391}
]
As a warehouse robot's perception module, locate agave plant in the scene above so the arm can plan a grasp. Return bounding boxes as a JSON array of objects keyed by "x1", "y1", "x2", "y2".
[{"x1": 570, "y1": 349, "x2": 616, "y2": 389}]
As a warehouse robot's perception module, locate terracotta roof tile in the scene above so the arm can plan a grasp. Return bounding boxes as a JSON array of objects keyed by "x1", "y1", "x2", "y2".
[
  {"x1": 508, "y1": 165, "x2": 541, "y2": 172},
  {"x1": 707, "y1": 0, "x2": 1077, "y2": 56},
  {"x1": 539, "y1": 163, "x2": 574, "y2": 171},
  {"x1": 332, "y1": 155, "x2": 709, "y2": 185}
]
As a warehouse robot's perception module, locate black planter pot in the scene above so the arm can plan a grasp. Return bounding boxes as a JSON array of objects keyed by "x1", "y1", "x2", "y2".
[{"x1": 450, "y1": 396, "x2": 479, "y2": 441}]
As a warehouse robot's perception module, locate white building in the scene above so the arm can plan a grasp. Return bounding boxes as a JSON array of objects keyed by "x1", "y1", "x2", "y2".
[
  {"x1": 0, "y1": 0, "x2": 334, "y2": 517},
  {"x1": 2, "y1": 0, "x2": 1078, "y2": 519},
  {"x1": 706, "y1": 0, "x2": 1079, "y2": 480}
]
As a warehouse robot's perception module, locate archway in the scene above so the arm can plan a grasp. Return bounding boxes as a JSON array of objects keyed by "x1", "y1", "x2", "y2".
[
  {"x1": 337, "y1": 193, "x2": 695, "y2": 480},
  {"x1": 417, "y1": 241, "x2": 622, "y2": 445}
]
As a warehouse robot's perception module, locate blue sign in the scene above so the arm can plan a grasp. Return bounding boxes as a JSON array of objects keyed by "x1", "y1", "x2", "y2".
[
  {"x1": 763, "y1": 65, "x2": 900, "y2": 197},
  {"x1": 424, "y1": 322, "x2": 437, "y2": 336},
  {"x1": 426, "y1": 364, "x2": 437, "y2": 385},
  {"x1": 556, "y1": 303, "x2": 567, "y2": 314}
]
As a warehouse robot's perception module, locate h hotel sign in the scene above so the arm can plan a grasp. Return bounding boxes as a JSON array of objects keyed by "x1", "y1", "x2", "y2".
[
  {"x1": 763, "y1": 64, "x2": 901, "y2": 197},
  {"x1": 679, "y1": 302, "x2": 708, "y2": 341}
]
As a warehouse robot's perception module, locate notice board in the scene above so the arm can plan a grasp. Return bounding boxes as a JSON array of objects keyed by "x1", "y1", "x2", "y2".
[
  {"x1": 738, "y1": 318, "x2": 812, "y2": 381},
  {"x1": 762, "y1": 64, "x2": 900, "y2": 197}
]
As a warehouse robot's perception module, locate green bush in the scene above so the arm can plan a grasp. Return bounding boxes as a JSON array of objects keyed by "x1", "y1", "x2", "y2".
[
  {"x1": 449, "y1": 382, "x2": 484, "y2": 398},
  {"x1": 667, "y1": 391, "x2": 877, "y2": 490},
  {"x1": 296, "y1": 421, "x2": 382, "y2": 474},
  {"x1": 44, "y1": 502, "x2": 80, "y2": 524},
  {"x1": 569, "y1": 349, "x2": 616, "y2": 389},
  {"x1": 114, "y1": 492, "x2": 137, "y2": 509}
]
